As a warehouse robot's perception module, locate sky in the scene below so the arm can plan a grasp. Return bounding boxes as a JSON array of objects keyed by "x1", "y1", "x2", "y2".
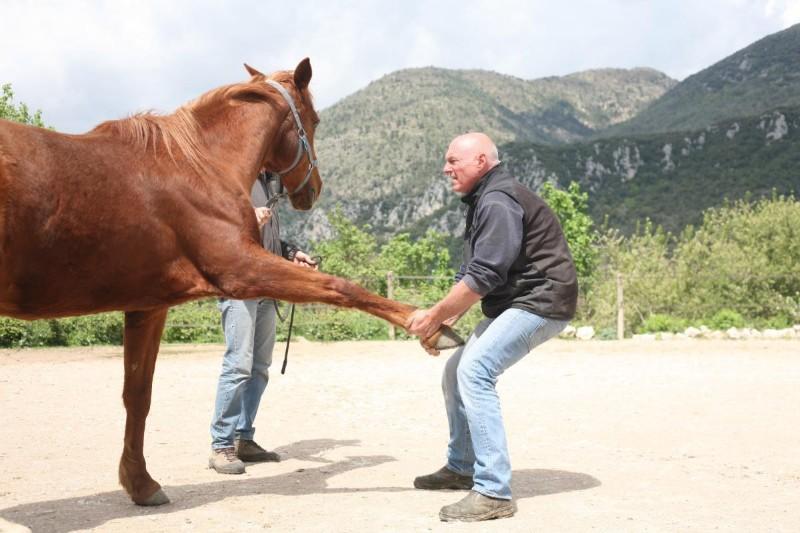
[{"x1": 2, "y1": 0, "x2": 799, "y2": 133}]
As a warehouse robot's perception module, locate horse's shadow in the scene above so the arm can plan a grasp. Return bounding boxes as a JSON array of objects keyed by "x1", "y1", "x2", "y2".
[{"x1": 0, "y1": 439, "x2": 600, "y2": 532}]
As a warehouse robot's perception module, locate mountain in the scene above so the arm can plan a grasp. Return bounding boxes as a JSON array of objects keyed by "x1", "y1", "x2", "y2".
[
  {"x1": 505, "y1": 108, "x2": 800, "y2": 234},
  {"x1": 283, "y1": 66, "x2": 675, "y2": 242},
  {"x1": 295, "y1": 107, "x2": 800, "y2": 253},
  {"x1": 603, "y1": 23, "x2": 800, "y2": 136}
]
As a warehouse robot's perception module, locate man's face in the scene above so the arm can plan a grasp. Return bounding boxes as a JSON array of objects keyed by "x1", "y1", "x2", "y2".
[{"x1": 443, "y1": 142, "x2": 485, "y2": 195}]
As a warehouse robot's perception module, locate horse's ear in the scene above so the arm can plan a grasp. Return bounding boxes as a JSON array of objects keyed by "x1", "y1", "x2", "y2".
[
  {"x1": 294, "y1": 58, "x2": 312, "y2": 90},
  {"x1": 244, "y1": 63, "x2": 265, "y2": 78}
]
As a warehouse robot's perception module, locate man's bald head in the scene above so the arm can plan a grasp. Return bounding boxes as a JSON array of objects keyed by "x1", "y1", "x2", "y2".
[
  {"x1": 443, "y1": 132, "x2": 500, "y2": 195},
  {"x1": 448, "y1": 133, "x2": 500, "y2": 165}
]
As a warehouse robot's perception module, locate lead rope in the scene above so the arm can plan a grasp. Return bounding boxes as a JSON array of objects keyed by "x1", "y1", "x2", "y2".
[{"x1": 275, "y1": 255, "x2": 322, "y2": 374}]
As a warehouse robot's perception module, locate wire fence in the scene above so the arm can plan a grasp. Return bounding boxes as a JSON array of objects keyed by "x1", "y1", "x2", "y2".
[
  {"x1": 2, "y1": 270, "x2": 797, "y2": 348},
  {"x1": 161, "y1": 270, "x2": 800, "y2": 342}
]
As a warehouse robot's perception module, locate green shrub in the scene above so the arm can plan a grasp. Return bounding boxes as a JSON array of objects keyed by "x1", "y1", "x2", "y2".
[
  {"x1": 596, "y1": 327, "x2": 617, "y2": 340},
  {"x1": 163, "y1": 300, "x2": 224, "y2": 343},
  {"x1": 638, "y1": 314, "x2": 688, "y2": 333},
  {"x1": 293, "y1": 308, "x2": 387, "y2": 341},
  {"x1": 60, "y1": 313, "x2": 124, "y2": 346},
  {"x1": 706, "y1": 309, "x2": 745, "y2": 330},
  {"x1": 0, "y1": 317, "x2": 27, "y2": 347}
]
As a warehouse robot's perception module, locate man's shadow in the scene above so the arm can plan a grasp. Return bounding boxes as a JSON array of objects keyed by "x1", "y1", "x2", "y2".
[
  {"x1": 512, "y1": 468, "x2": 601, "y2": 498},
  {"x1": 0, "y1": 439, "x2": 599, "y2": 533}
]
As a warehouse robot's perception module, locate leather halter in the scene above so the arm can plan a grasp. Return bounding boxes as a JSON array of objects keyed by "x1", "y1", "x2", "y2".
[{"x1": 265, "y1": 79, "x2": 318, "y2": 196}]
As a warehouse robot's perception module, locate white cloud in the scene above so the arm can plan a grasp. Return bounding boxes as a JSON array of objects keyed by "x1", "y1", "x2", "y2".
[{"x1": 0, "y1": 0, "x2": 796, "y2": 132}]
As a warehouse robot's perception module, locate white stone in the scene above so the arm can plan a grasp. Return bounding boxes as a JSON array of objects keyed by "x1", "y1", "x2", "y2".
[
  {"x1": 763, "y1": 329, "x2": 783, "y2": 339},
  {"x1": 685, "y1": 327, "x2": 702, "y2": 338},
  {"x1": 658, "y1": 332, "x2": 675, "y2": 341},
  {"x1": 726, "y1": 327, "x2": 741, "y2": 340},
  {"x1": 708, "y1": 331, "x2": 725, "y2": 340},
  {"x1": 633, "y1": 333, "x2": 656, "y2": 341},
  {"x1": 576, "y1": 326, "x2": 595, "y2": 340},
  {"x1": 560, "y1": 325, "x2": 577, "y2": 338}
]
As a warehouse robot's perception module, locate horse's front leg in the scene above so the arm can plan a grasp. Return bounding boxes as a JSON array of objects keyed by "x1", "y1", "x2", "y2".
[
  {"x1": 118, "y1": 308, "x2": 170, "y2": 506},
  {"x1": 213, "y1": 247, "x2": 463, "y2": 350}
]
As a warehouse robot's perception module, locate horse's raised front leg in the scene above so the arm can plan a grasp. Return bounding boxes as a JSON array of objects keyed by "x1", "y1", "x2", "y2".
[
  {"x1": 212, "y1": 246, "x2": 463, "y2": 350},
  {"x1": 119, "y1": 308, "x2": 170, "y2": 506}
]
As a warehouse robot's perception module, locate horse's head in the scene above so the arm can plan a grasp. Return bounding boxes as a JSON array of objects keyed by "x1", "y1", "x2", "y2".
[{"x1": 246, "y1": 59, "x2": 322, "y2": 211}]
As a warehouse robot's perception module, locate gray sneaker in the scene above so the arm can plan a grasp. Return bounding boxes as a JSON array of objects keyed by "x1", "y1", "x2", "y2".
[
  {"x1": 235, "y1": 439, "x2": 281, "y2": 463},
  {"x1": 439, "y1": 490, "x2": 517, "y2": 522},
  {"x1": 209, "y1": 446, "x2": 246, "y2": 474},
  {"x1": 413, "y1": 466, "x2": 473, "y2": 490}
]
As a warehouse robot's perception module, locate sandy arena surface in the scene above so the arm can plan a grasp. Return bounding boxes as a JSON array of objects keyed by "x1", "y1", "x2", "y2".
[{"x1": 1, "y1": 339, "x2": 799, "y2": 532}]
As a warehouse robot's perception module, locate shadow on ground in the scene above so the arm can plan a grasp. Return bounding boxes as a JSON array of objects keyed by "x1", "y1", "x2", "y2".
[{"x1": 1, "y1": 439, "x2": 600, "y2": 532}]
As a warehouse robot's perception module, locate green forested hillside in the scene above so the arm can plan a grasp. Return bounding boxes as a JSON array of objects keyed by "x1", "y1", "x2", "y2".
[
  {"x1": 284, "y1": 66, "x2": 674, "y2": 242},
  {"x1": 362, "y1": 107, "x2": 800, "y2": 253},
  {"x1": 504, "y1": 108, "x2": 800, "y2": 233},
  {"x1": 604, "y1": 23, "x2": 800, "y2": 136}
]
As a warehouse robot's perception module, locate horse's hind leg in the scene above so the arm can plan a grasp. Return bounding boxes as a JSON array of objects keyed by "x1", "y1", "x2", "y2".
[{"x1": 118, "y1": 308, "x2": 170, "y2": 506}]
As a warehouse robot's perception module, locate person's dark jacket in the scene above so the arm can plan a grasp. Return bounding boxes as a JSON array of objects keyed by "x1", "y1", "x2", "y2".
[
  {"x1": 457, "y1": 164, "x2": 578, "y2": 320},
  {"x1": 251, "y1": 173, "x2": 298, "y2": 260}
]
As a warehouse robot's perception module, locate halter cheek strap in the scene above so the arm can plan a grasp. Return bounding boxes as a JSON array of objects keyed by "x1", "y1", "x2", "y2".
[{"x1": 265, "y1": 79, "x2": 318, "y2": 196}]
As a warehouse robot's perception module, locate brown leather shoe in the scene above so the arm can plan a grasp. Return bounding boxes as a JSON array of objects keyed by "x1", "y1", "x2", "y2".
[
  {"x1": 439, "y1": 490, "x2": 517, "y2": 522},
  {"x1": 413, "y1": 466, "x2": 473, "y2": 490},
  {"x1": 208, "y1": 446, "x2": 246, "y2": 474},
  {"x1": 235, "y1": 439, "x2": 281, "y2": 462}
]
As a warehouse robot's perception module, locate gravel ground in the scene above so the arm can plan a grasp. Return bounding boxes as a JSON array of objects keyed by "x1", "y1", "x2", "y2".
[{"x1": 1, "y1": 339, "x2": 799, "y2": 532}]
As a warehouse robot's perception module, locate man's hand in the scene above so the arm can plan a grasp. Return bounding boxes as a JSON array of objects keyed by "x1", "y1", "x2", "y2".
[
  {"x1": 292, "y1": 250, "x2": 318, "y2": 269},
  {"x1": 254, "y1": 207, "x2": 272, "y2": 227},
  {"x1": 407, "y1": 308, "x2": 443, "y2": 341}
]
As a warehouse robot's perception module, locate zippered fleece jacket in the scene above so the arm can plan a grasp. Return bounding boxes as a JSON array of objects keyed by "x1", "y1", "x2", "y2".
[{"x1": 457, "y1": 163, "x2": 578, "y2": 320}]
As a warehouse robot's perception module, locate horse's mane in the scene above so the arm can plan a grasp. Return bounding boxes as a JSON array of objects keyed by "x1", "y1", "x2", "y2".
[{"x1": 90, "y1": 72, "x2": 294, "y2": 174}]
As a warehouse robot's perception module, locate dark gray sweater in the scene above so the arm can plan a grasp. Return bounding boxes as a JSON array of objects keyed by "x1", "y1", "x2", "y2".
[
  {"x1": 457, "y1": 164, "x2": 578, "y2": 320},
  {"x1": 251, "y1": 173, "x2": 296, "y2": 260}
]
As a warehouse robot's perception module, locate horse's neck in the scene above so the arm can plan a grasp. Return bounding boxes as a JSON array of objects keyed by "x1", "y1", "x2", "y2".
[{"x1": 197, "y1": 102, "x2": 283, "y2": 190}]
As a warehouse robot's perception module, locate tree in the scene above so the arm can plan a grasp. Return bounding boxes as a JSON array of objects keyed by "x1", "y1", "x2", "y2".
[
  {"x1": 539, "y1": 181, "x2": 597, "y2": 280},
  {"x1": 0, "y1": 83, "x2": 46, "y2": 127}
]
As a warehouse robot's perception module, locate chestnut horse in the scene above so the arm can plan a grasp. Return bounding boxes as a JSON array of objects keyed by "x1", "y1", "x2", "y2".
[{"x1": 0, "y1": 59, "x2": 460, "y2": 506}]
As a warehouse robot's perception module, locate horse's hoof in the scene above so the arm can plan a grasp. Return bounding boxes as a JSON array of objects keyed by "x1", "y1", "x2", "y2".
[
  {"x1": 136, "y1": 488, "x2": 170, "y2": 506},
  {"x1": 435, "y1": 326, "x2": 464, "y2": 350}
]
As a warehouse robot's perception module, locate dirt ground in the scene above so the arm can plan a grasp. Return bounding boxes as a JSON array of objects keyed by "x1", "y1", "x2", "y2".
[{"x1": 1, "y1": 338, "x2": 799, "y2": 532}]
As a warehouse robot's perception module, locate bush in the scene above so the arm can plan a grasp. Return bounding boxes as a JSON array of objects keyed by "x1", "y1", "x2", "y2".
[
  {"x1": 293, "y1": 308, "x2": 387, "y2": 341},
  {"x1": 706, "y1": 309, "x2": 745, "y2": 330},
  {"x1": 163, "y1": 300, "x2": 224, "y2": 343},
  {"x1": 60, "y1": 313, "x2": 124, "y2": 345},
  {"x1": 637, "y1": 314, "x2": 688, "y2": 333},
  {"x1": 0, "y1": 317, "x2": 28, "y2": 347}
]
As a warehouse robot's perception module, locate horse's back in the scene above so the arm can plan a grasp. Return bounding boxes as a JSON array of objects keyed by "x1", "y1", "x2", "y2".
[{"x1": 0, "y1": 120, "x2": 219, "y2": 319}]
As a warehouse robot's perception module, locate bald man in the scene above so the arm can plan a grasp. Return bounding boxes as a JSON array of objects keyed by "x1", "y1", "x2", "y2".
[{"x1": 408, "y1": 133, "x2": 578, "y2": 522}]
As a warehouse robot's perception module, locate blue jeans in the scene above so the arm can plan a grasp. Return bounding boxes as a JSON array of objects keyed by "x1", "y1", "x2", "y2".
[
  {"x1": 210, "y1": 298, "x2": 276, "y2": 449},
  {"x1": 443, "y1": 308, "x2": 568, "y2": 500}
]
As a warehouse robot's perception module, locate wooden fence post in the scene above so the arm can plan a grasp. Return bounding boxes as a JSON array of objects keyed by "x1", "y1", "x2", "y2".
[
  {"x1": 387, "y1": 271, "x2": 395, "y2": 340},
  {"x1": 616, "y1": 272, "x2": 624, "y2": 340}
]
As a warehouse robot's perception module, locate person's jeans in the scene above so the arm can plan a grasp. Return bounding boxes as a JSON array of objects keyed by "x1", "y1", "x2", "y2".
[
  {"x1": 210, "y1": 298, "x2": 276, "y2": 449},
  {"x1": 442, "y1": 308, "x2": 568, "y2": 500}
]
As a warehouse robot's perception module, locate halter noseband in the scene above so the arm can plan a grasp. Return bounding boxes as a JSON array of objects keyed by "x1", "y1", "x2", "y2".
[{"x1": 265, "y1": 79, "x2": 318, "y2": 196}]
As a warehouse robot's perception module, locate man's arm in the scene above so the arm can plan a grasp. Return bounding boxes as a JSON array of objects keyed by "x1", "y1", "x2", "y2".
[{"x1": 407, "y1": 280, "x2": 481, "y2": 340}]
